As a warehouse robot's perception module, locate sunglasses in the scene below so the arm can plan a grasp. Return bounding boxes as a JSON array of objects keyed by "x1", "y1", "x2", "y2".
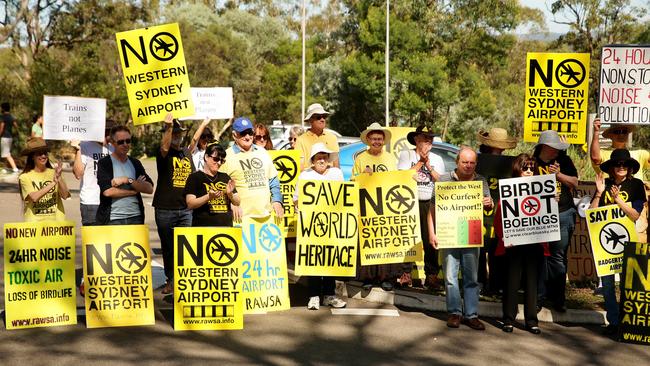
[
  {"x1": 34, "y1": 150, "x2": 48, "y2": 157},
  {"x1": 610, "y1": 129, "x2": 628, "y2": 135},
  {"x1": 238, "y1": 129, "x2": 254, "y2": 137},
  {"x1": 289, "y1": 137, "x2": 297, "y2": 142},
  {"x1": 201, "y1": 134, "x2": 214, "y2": 140},
  {"x1": 313, "y1": 114, "x2": 328, "y2": 120},
  {"x1": 115, "y1": 138, "x2": 131, "y2": 145},
  {"x1": 208, "y1": 155, "x2": 225, "y2": 163},
  {"x1": 522, "y1": 166, "x2": 535, "y2": 172},
  {"x1": 254, "y1": 135, "x2": 268, "y2": 141},
  {"x1": 614, "y1": 162, "x2": 629, "y2": 168}
]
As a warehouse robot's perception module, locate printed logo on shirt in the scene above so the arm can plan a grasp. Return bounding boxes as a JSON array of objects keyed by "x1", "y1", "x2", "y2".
[
  {"x1": 604, "y1": 190, "x2": 629, "y2": 204},
  {"x1": 203, "y1": 182, "x2": 228, "y2": 213},
  {"x1": 538, "y1": 165, "x2": 562, "y2": 194},
  {"x1": 30, "y1": 180, "x2": 57, "y2": 215},
  {"x1": 238, "y1": 158, "x2": 266, "y2": 190},
  {"x1": 172, "y1": 156, "x2": 192, "y2": 188}
]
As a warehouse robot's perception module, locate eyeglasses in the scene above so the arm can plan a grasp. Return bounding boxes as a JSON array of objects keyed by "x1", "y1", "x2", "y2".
[
  {"x1": 611, "y1": 129, "x2": 628, "y2": 135},
  {"x1": 614, "y1": 162, "x2": 628, "y2": 168},
  {"x1": 115, "y1": 138, "x2": 131, "y2": 145},
  {"x1": 522, "y1": 166, "x2": 535, "y2": 172},
  {"x1": 254, "y1": 135, "x2": 268, "y2": 141},
  {"x1": 208, "y1": 155, "x2": 225, "y2": 163},
  {"x1": 238, "y1": 129, "x2": 254, "y2": 137},
  {"x1": 201, "y1": 134, "x2": 214, "y2": 140},
  {"x1": 289, "y1": 137, "x2": 297, "y2": 142},
  {"x1": 312, "y1": 114, "x2": 327, "y2": 120}
]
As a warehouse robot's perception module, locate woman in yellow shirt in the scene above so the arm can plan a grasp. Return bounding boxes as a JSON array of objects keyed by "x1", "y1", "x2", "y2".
[{"x1": 19, "y1": 138, "x2": 70, "y2": 221}]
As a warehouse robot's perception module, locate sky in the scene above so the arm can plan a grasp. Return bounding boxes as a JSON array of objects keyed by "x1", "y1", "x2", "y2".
[{"x1": 520, "y1": 0, "x2": 648, "y2": 34}]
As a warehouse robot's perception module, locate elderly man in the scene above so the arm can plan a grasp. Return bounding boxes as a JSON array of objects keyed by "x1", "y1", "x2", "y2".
[
  {"x1": 219, "y1": 117, "x2": 283, "y2": 220},
  {"x1": 590, "y1": 119, "x2": 649, "y2": 180},
  {"x1": 427, "y1": 147, "x2": 493, "y2": 330},
  {"x1": 96, "y1": 125, "x2": 154, "y2": 225},
  {"x1": 397, "y1": 125, "x2": 445, "y2": 288},
  {"x1": 295, "y1": 103, "x2": 339, "y2": 170}
]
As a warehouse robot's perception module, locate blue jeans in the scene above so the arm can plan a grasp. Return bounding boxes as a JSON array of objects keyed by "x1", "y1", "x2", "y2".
[
  {"x1": 443, "y1": 247, "x2": 480, "y2": 318},
  {"x1": 155, "y1": 208, "x2": 192, "y2": 281},
  {"x1": 80, "y1": 204, "x2": 99, "y2": 226},
  {"x1": 602, "y1": 275, "x2": 619, "y2": 325},
  {"x1": 107, "y1": 216, "x2": 144, "y2": 225},
  {"x1": 541, "y1": 207, "x2": 576, "y2": 306}
]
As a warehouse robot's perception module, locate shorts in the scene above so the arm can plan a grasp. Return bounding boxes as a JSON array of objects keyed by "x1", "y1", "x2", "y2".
[{"x1": 1, "y1": 137, "x2": 12, "y2": 158}]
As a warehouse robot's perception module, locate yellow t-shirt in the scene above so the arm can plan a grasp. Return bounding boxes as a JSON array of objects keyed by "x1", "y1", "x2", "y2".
[
  {"x1": 19, "y1": 169, "x2": 65, "y2": 222},
  {"x1": 295, "y1": 130, "x2": 339, "y2": 170},
  {"x1": 351, "y1": 150, "x2": 397, "y2": 180},
  {"x1": 220, "y1": 145, "x2": 278, "y2": 218},
  {"x1": 592, "y1": 149, "x2": 650, "y2": 180}
]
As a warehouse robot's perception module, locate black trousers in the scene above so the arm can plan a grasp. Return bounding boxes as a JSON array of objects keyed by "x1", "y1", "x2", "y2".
[
  {"x1": 308, "y1": 276, "x2": 336, "y2": 297},
  {"x1": 502, "y1": 244, "x2": 543, "y2": 327}
]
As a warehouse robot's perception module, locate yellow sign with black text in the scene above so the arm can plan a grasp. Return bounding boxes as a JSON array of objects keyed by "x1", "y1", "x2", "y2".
[
  {"x1": 524, "y1": 52, "x2": 590, "y2": 144},
  {"x1": 174, "y1": 227, "x2": 243, "y2": 330},
  {"x1": 296, "y1": 180, "x2": 359, "y2": 276},
  {"x1": 435, "y1": 181, "x2": 484, "y2": 248},
  {"x1": 269, "y1": 150, "x2": 300, "y2": 218},
  {"x1": 3, "y1": 221, "x2": 77, "y2": 329},
  {"x1": 385, "y1": 127, "x2": 415, "y2": 160},
  {"x1": 357, "y1": 170, "x2": 423, "y2": 265},
  {"x1": 586, "y1": 205, "x2": 638, "y2": 277},
  {"x1": 241, "y1": 216, "x2": 289, "y2": 313},
  {"x1": 82, "y1": 225, "x2": 154, "y2": 328},
  {"x1": 116, "y1": 23, "x2": 194, "y2": 125}
]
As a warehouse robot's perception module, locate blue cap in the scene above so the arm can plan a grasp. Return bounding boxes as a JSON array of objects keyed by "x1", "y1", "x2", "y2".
[{"x1": 233, "y1": 117, "x2": 253, "y2": 133}]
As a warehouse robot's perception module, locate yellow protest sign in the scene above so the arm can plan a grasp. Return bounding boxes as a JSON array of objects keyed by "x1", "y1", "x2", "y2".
[
  {"x1": 434, "y1": 181, "x2": 484, "y2": 249},
  {"x1": 295, "y1": 180, "x2": 358, "y2": 276},
  {"x1": 586, "y1": 205, "x2": 638, "y2": 277},
  {"x1": 241, "y1": 216, "x2": 289, "y2": 313},
  {"x1": 269, "y1": 150, "x2": 300, "y2": 218},
  {"x1": 357, "y1": 170, "x2": 422, "y2": 265},
  {"x1": 3, "y1": 221, "x2": 76, "y2": 329},
  {"x1": 174, "y1": 227, "x2": 243, "y2": 330},
  {"x1": 82, "y1": 225, "x2": 154, "y2": 328},
  {"x1": 386, "y1": 127, "x2": 415, "y2": 160},
  {"x1": 524, "y1": 52, "x2": 590, "y2": 144},
  {"x1": 116, "y1": 23, "x2": 194, "y2": 125},
  {"x1": 282, "y1": 215, "x2": 297, "y2": 238}
]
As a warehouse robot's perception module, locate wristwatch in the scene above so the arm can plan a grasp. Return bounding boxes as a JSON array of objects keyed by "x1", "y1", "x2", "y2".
[{"x1": 128, "y1": 178, "x2": 134, "y2": 184}]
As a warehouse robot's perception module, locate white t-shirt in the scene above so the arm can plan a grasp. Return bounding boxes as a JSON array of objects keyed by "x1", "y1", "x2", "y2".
[
  {"x1": 192, "y1": 148, "x2": 206, "y2": 172},
  {"x1": 80, "y1": 141, "x2": 114, "y2": 205},
  {"x1": 397, "y1": 149, "x2": 445, "y2": 200}
]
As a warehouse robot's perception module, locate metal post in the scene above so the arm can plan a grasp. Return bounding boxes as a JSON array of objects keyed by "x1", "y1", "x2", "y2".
[
  {"x1": 301, "y1": 0, "x2": 307, "y2": 127},
  {"x1": 385, "y1": 0, "x2": 390, "y2": 127}
]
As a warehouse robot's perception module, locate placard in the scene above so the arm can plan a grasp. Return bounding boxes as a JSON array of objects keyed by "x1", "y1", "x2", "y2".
[
  {"x1": 619, "y1": 242, "x2": 650, "y2": 345},
  {"x1": 586, "y1": 205, "x2": 638, "y2": 277},
  {"x1": 434, "y1": 181, "x2": 484, "y2": 248},
  {"x1": 180, "y1": 87, "x2": 234, "y2": 120},
  {"x1": 43, "y1": 96, "x2": 106, "y2": 141}
]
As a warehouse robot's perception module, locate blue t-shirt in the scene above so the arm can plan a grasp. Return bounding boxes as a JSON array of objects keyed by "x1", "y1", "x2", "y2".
[{"x1": 109, "y1": 156, "x2": 140, "y2": 220}]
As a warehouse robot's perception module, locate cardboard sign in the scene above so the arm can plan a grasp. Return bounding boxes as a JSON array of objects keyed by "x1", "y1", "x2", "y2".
[
  {"x1": 434, "y1": 181, "x2": 484, "y2": 248},
  {"x1": 357, "y1": 170, "x2": 423, "y2": 265},
  {"x1": 180, "y1": 87, "x2": 234, "y2": 120},
  {"x1": 295, "y1": 180, "x2": 358, "y2": 276},
  {"x1": 174, "y1": 227, "x2": 243, "y2": 330},
  {"x1": 116, "y1": 23, "x2": 194, "y2": 125},
  {"x1": 82, "y1": 225, "x2": 154, "y2": 328},
  {"x1": 385, "y1": 127, "x2": 415, "y2": 160},
  {"x1": 498, "y1": 174, "x2": 560, "y2": 246},
  {"x1": 42, "y1": 96, "x2": 106, "y2": 142},
  {"x1": 619, "y1": 242, "x2": 650, "y2": 345},
  {"x1": 3, "y1": 221, "x2": 77, "y2": 329},
  {"x1": 524, "y1": 52, "x2": 590, "y2": 144},
  {"x1": 568, "y1": 181, "x2": 598, "y2": 282},
  {"x1": 586, "y1": 205, "x2": 638, "y2": 277},
  {"x1": 241, "y1": 216, "x2": 289, "y2": 313},
  {"x1": 283, "y1": 215, "x2": 297, "y2": 238},
  {"x1": 599, "y1": 45, "x2": 650, "y2": 125}
]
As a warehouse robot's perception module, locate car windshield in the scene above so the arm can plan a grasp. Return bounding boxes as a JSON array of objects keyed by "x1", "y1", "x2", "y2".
[{"x1": 269, "y1": 126, "x2": 286, "y2": 140}]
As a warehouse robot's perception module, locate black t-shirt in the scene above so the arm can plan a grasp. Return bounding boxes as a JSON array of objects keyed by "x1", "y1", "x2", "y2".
[
  {"x1": 535, "y1": 154, "x2": 578, "y2": 212},
  {"x1": 1, "y1": 113, "x2": 15, "y2": 138},
  {"x1": 183, "y1": 170, "x2": 235, "y2": 227},
  {"x1": 597, "y1": 177, "x2": 647, "y2": 213},
  {"x1": 153, "y1": 147, "x2": 194, "y2": 209}
]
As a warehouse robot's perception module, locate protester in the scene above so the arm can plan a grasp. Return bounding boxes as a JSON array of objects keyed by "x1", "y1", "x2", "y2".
[
  {"x1": 96, "y1": 125, "x2": 153, "y2": 225},
  {"x1": 254, "y1": 123, "x2": 273, "y2": 150},
  {"x1": 533, "y1": 130, "x2": 578, "y2": 312},
  {"x1": 590, "y1": 119, "x2": 650, "y2": 180},
  {"x1": 1, "y1": 102, "x2": 19, "y2": 173},
  {"x1": 72, "y1": 120, "x2": 115, "y2": 226},
  {"x1": 31, "y1": 114, "x2": 43, "y2": 138},
  {"x1": 153, "y1": 113, "x2": 194, "y2": 294},
  {"x1": 428, "y1": 147, "x2": 493, "y2": 330},
  {"x1": 219, "y1": 117, "x2": 283, "y2": 220},
  {"x1": 476, "y1": 127, "x2": 518, "y2": 296},
  {"x1": 494, "y1": 153, "x2": 548, "y2": 334},
  {"x1": 353, "y1": 123, "x2": 397, "y2": 291},
  {"x1": 19, "y1": 137, "x2": 70, "y2": 221},
  {"x1": 185, "y1": 142, "x2": 239, "y2": 226},
  {"x1": 289, "y1": 125, "x2": 304, "y2": 150},
  {"x1": 190, "y1": 118, "x2": 213, "y2": 172},
  {"x1": 295, "y1": 103, "x2": 339, "y2": 170},
  {"x1": 397, "y1": 125, "x2": 445, "y2": 288},
  {"x1": 590, "y1": 149, "x2": 646, "y2": 335},
  {"x1": 294, "y1": 142, "x2": 347, "y2": 310}
]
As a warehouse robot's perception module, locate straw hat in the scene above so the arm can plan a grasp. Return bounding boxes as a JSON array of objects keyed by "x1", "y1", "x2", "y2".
[
  {"x1": 476, "y1": 127, "x2": 517, "y2": 150},
  {"x1": 534, "y1": 130, "x2": 569, "y2": 151},
  {"x1": 602, "y1": 124, "x2": 635, "y2": 139},
  {"x1": 304, "y1": 103, "x2": 330, "y2": 122},
  {"x1": 360, "y1": 123, "x2": 392, "y2": 145},
  {"x1": 600, "y1": 149, "x2": 640, "y2": 174},
  {"x1": 20, "y1": 137, "x2": 49, "y2": 156},
  {"x1": 309, "y1": 142, "x2": 337, "y2": 164}
]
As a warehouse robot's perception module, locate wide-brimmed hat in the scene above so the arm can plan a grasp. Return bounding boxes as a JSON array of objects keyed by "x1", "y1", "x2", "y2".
[
  {"x1": 309, "y1": 142, "x2": 337, "y2": 164},
  {"x1": 535, "y1": 130, "x2": 569, "y2": 151},
  {"x1": 406, "y1": 125, "x2": 436, "y2": 145},
  {"x1": 603, "y1": 124, "x2": 636, "y2": 139},
  {"x1": 160, "y1": 120, "x2": 187, "y2": 133},
  {"x1": 21, "y1": 137, "x2": 49, "y2": 156},
  {"x1": 360, "y1": 123, "x2": 392, "y2": 146},
  {"x1": 304, "y1": 103, "x2": 330, "y2": 122},
  {"x1": 600, "y1": 149, "x2": 640, "y2": 174},
  {"x1": 477, "y1": 127, "x2": 517, "y2": 150}
]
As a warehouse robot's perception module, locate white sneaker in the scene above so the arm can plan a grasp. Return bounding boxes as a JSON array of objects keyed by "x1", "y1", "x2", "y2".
[
  {"x1": 12, "y1": 168, "x2": 19, "y2": 173},
  {"x1": 307, "y1": 296, "x2": 320, "y2": 310},
  {"x1": 323, "y1": 295, "x2": 347, "y2": 308}
]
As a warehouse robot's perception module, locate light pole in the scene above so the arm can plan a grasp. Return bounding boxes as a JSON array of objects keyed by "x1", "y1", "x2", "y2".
[
  {"x1": 385, "y1": 0, "x2": 390, "y2": 127},
  {"x1": 301, "y1": 0, "x2": 306, "y2": 127}
]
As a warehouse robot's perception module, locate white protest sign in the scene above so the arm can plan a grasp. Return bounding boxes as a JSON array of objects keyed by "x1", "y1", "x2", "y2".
[
  {"x1": 498, "y1": 174, "x2": 560, "y2": 246},
  {"x1": 43, "y1": 96, "x2": 106, "y2": 142},
  {"x1": 180, "y1": 87, "x2": 234, "y2": 120},
  {"x1": 599, "y1": 45, "x2": 650, "y2": 125}
]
